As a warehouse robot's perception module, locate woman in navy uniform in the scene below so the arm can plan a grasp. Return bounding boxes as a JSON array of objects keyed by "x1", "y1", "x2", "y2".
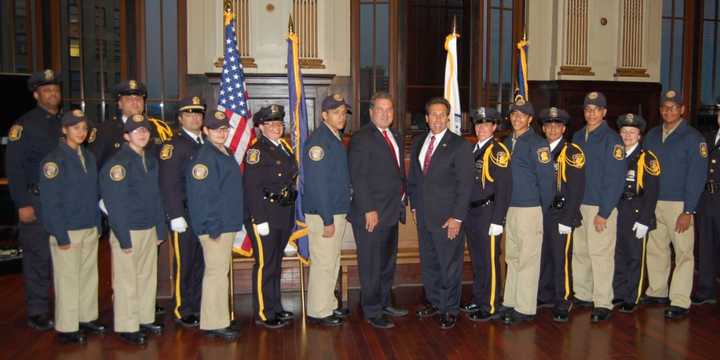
[
  {"x1": 613, "y1": 114, "x2": 660, "y2": 313},
  {"x1": 38, "y1": 110, "x2": 105, "y2": 344},
  {"x1": 99, "y1": 114, "x2": 167, "y2": 345},
  {"x1": 244, "y1": 104, "x2": 298, "y2": 329},
  {"x1": 186, "y1": 110, "x2": 243, "y2": 340}
]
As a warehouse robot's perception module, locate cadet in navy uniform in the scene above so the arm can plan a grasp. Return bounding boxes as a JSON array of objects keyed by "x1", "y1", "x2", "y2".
[
  {"x1": 694, "y1": 99, "x2": 720, "y2": 306},
  {"x1": 5, "y1": 69, "x2": 62, "y2": 331},
  {"x1": 100, "y1": 114, "x2": 167, "y2": 345},
  {"x1": 461, "y1": 107, "x2": 512, "y2": 322},
  {"x1": 302, "y1": 94, "x2": 353, "y2": 326},
  {"x1": 571, "y1": 91, "x2": 626, "y2": 323},
  {"x1": 537, "y1": 107, "x2": 586, "y2": 323},
  {"x1": 186, "y1": 110, "x2": 243, "y2": 341},
  {"x1": 244, "y1": 104, "x2": 298, "y2": 329},
  {"x1": 38, "y1": 110, "x2": 105, "y2": 344},
  {"x1": 612, "y1": 114, "x2": 660, "y2": 314},
  {"x1": 500, "y1": 98, "x2": 555, "y2": 325},
  {"x1": 158, "y1": 96, "x2": 206, "y2": 328},
  {"x1": 642, "y1": 90, "x2": 708, "y2": 319}
]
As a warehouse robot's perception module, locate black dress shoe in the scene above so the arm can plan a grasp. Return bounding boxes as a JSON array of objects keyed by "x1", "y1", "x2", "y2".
[
  {"x1": 382, "y1": 306, "x2": 409, "y2": 317},
  {"x1": 155, "y1": 305, "x2": 166, "y2": 316},
  {"x1": 255, "y1": 318, "x2": 288, "y2": 329},
  {"x1": 640, "y1": 296, "x2": 670, "y2": 305},
  {"x1": 691, "y1": 296, "x2": 717, "y2": 305},
  {"x1": 467, "y1": 309, "x2": 501, "y2": 322},
  {"x1": 460, "y1": 303, "x2": 480, "y2": 313},
  {"x1": 439, "y1": 313, "x2": 457, "y2": 329},
  {"x1": 175, "y1": 314, "x2": 200, "y2": 328},
  {"x1": 612, "y1": 299, "x2": 623, "y2": 307},
  {"x1": 572, "y1": 297, "x2": 593, "y2": 308},
  {"x1": 502, "y1": 309, "x2": 535, "y2": 325},
  {"x1": 80, "y1": 320, "x2": 106, "y2": 335},
  {"x1": 416, "y1": 305, "x2": 439, "y2": 318},
  {"x1": 618, "y1": 303, "x2": 637, "y2": 313},
  {"x1": 28, "y1": 314, "x2": 54, "y2": 331},
  {"x1": 590, "y1": 308, "x2": 612, "y2": 323},
  {"x1": 277, "y1": 311, "x2": 295, "y2": 321},
  {"x1": 333, "y1": 308, "x2": 350, "y2": 318},
  {"x1": 118, "y1": 331, "x2": 146, "y2": 345},
  {"x1": 57, "y1": 331, "x2": 86, "y2": 344},
  {"x1": 552, "y1": 310, "x2": 569, "y2": 323},
  {"x1": 309, "y1": 315, "x2": 344, "y2": 327},
  {"x1": 205, "y1": 327, "x2": 240, "y2": 341},
  {"x1": 367, "y1": 316, "x2": 394, "y2": 329},
  {"x1": 140, "y1": 322, "x2": 164, "y2": 335},
  {"x1": 664, "y1": 306, "x2": 689, "y2": 320},
  {"x1": 495, "y1": 305, "x2": 513, "y2": 317}
]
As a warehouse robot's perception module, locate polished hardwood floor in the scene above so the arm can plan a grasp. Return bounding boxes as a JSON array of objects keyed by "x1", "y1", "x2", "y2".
[{"x1": 1, "y1": 242, "x2": 720, "y2": 360}]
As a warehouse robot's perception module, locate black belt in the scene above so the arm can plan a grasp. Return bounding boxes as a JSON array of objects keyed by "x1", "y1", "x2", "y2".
[
  {"x1": 470, "y1": 196, "x2": 494, "y2": 208},
  {"x1": 706, "y1": 182, "x2": 720, "y2": 194},
  {"x1": 263, "y1": 187, "x2": 298, "y2": 207},
  {"x1": 551, "y1": 196, "x2": 565, "y2": 209}
]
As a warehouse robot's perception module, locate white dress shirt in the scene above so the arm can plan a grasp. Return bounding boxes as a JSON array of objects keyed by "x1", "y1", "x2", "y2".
[
  {"x1": 377, "y1": 126, "x2": 400, "y2": 167},
  {"x1": 418, "y1": 129, "x2": 448, "y2": 172}
]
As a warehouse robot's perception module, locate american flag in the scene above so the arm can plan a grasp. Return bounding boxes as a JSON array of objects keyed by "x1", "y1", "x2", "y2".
[{"x1": 218, "y1": 16, "x2": 254, "y2": 256}]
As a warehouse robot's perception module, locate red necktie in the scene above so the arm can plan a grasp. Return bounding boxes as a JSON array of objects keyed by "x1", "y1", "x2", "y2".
[
  {"x1": 383, "y1": 130, "x2": 399, "y2": 168},
  {"x1": 423, "y1": 135, "x2": 436, "y2": 175}
]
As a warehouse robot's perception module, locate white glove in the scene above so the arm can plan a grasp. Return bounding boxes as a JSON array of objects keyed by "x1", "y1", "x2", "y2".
[
  {"x1": 98, "y1": 199, "x2": 108, "y2": 215},
  {"x1": 256, "y1": 222, "x2": 270, "y2": 236},
  {"x1": 488, "y1": 223, "x2": 504, "y2": 236},
  {"x1": 558, "y1": 224, "x2": 573, "y2": 235},
  {"x1": 632, "y1": 222, "x2": 649, "y2": 239},
  {"x1": 170, "y1": 217, "x2": 188, "y2": 233}
]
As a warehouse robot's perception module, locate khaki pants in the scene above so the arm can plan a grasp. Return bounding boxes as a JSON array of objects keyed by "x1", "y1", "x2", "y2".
[
  {"x1": 572, "y1": 205, "x2": 617, "y2": 309},
  {"x1": 503, "y1": 206, "x2": 543, "y2": 315},
  {"x1": 49, "y1": 227, "x2": 99, "y2": 332},
  {"x1": 110, "y1": 228, "x2": 158, "y2": 332},
  {"x1": 198, "y1": 232, "x2": 235, "y2": 330},
  {"x1": 306, "y1": 214, "x2": 347, "y2": 318},
  {"x1": 645, "y1": 201, "x2": 694, "y2": 308}
]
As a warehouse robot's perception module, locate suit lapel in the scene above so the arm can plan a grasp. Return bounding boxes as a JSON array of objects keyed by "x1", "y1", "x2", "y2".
[{"x1": 426, "y1": 131, "x2": 450, "y2": 176}]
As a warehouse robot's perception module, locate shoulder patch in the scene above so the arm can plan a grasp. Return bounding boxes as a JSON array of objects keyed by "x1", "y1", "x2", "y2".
[
  {"x1": 160, "y1": 144, "x2": 174, "y2": 160},
  {"x1": 192, "y1": 164, "x2": 208, "y2": 180},
  {"x1": 612, "y1": 144, "x2": 625, "y2": 160},
  {"x1": 567, "y1": 143, "x2": 586, "y2": 169},
  {"x1": 42, "y1": 162, "x2": 59, "y2": 179},
  {"x1": 308, "y1": 145, "x2": 325, "y2": 161},
  {"x1": 109, "y1": 165, "x2": 126, "y2": 182},
  {"x1": 700, "y1": 142, "x2": 708, "y2": 158},
  {"x1": 490, "y1": 143, "x2": 510, "y2": 168},
  {"x1": 537, "y1": 146, "x2": 551, "y2": 164},
  {"x1": 8, "y1": 124, "x2": 22, "y2": 141},
  {"x1": 246, "y1": 149, "x2": 261, "y2": 165},
  {"x1": 88, "y1": 128, "x2": 97, "y2": 143}
]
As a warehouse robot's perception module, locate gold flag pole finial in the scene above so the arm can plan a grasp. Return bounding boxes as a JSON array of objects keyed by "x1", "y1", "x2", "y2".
[
  {"x1": 223, "y1": 0, "x2": 233, "y2": 26},
  {"x1": 288, "y1": 14, "x2": 295, "y2": 33}
]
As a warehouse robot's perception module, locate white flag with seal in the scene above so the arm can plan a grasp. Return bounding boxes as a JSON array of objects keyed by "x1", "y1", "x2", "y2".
[{"x1": 444, "y1": 32, "x2": 461, "y2": 135}]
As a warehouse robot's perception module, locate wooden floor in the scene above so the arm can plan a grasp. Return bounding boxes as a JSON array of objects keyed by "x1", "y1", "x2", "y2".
[{"x1": 1, "y1": 244, "x2": 720, "y2": 359}]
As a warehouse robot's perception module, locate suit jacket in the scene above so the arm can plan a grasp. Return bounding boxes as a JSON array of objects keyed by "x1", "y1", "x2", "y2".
[
  {"x1": 347, "y1": 124, "x2": 406, "y2": 227},
  {"x1": 407, "y1": 130, "x2": 474, "y2": 230}
]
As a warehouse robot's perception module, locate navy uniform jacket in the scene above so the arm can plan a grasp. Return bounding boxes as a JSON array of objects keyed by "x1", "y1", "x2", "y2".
[
  {"x1": 302, "y1": 123, "x2": 351, "y2": 225},
  {"x1": 549, "y1": 139, "x2": 586, "y2": 227},
  {"x1": 620, "y1": 147, "x2": 660, "y2": 228},
  {"x1": 99, "y1": 144, "x2": 168, "y2": 249},
  {"x1": 38, "y1": 143, "x2": 100, "y2": 246},
  {"x1": 468, "y1": 139, "x2": 512, "y2": 225},
  {"x1": 5, "y1": 106, "x2": 62, "y2": 208},
  {"x1": 503, "y1": 130, "x2": 555, "y2": 209},
  {"x1": 88, "y1": 115, "x2": 170, "y2": 167},
  {"x1": 159, "y1": 130, "x2": 202, "y2": 220},
  {"x1": 643, "y1": 120, "x2": 708, "y2": 213},
  {"x1": 186, "y1": 142, "x2": 244, "y2": 238},
  {"x1": 407, "y1": 131, "x2": 474, "y2": 228},
  {"x1": 704, "y1": 130, "x2": 719, "y2": 184},
  {"x1": 243, "y1": 135, "x2": 298, "y2": 229},
  {"x1": 572, "y1": 121, "x2": 626, "y2": 218}
]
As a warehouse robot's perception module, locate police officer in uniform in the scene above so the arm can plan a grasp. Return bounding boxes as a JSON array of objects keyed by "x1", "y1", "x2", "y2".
[
  {"x1": 244, "y1": 104, "x2": 298, "y2": 329},
  {"x1": 571, "y1": 91, "x2": 626, "y2": 323},
  {"x1": 303, "y1": 94, "x2": 352, "y2": 326},
  {"x1": 186, "y1": 110, "x2": 244, "y2": 340},
  {"x1": 642, "y1": 90, "x2": 708, "y2": 319},
  {"x1": 38, "y1": 110, "x2": 105, "y2": 344},
  {"x1": 501, "y1": 98, "x2": 555, "y2": 325},
  {"x1": 100, "y1": 114, "x2": 167, "y2": 344},
  {"x1": 537, "y1": 107, "x2": 586, "y2": 322},
  {"x1": 693, "y1": 98, "x2": 720, "y2": 305},
  {"x1": 612, "y1": 113, "x2": 660, "y2": 313},
  {"x1": 461, "y1": 107, "x2": 511, "y2": 322},
  {"x1": 5, "y1": 69, "x2": 62, "y2": 331},
  {"x1": 159, "y1": 96, "x2": 206, "y2": 327}
]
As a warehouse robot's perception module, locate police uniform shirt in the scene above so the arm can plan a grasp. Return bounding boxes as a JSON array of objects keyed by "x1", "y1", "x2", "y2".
[
  {"x1": 621, "y1": 146, "x2": 660, "y2": 228},
  {"x1": 38, "y1": 143, "x2": 100, "y2": 246},
  {"x1": 707, "y1": 129, "x2": 720, "y2": 184},
  {"x1": 643, "y1": 119, "x2": 708, "y2": 213},
  {"x1": 470, "y1": 138, "x2": 511, "y2": 224},
  {"x1": 503, "y1": 130, "x2": 555, "y2": 209},
  {"x1": 5, "y1": 106, "x2": 63, "y2": 208},
  {"x1": 571, "y1": 121, "x2": 626, "y2": 218},
  {"x1": 159, "y1": 129, "x2": 203, "y2": 220},
  {"x1": 549, "y1": 139, "x2": 586, "y2": 227},
  {"x1": 89, "y1": 115, "x2": 171, "y2": 167}
]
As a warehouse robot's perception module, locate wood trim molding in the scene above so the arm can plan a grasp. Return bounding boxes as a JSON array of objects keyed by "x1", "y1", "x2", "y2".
[
  {"x1": 558, "y1": 65, "x2": 595, "y2": 76},
  {"x1": 614, "y1": 67, "x2": 649, "y2": 77}
]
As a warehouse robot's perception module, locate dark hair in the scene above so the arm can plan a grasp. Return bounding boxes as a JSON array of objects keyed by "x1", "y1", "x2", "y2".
[
  {"x1": 370, "y1": 91, "x2": 393, "y2": 107},
  {"x1": 425, "y1": 97, "x2": 450, "y2": 115}
]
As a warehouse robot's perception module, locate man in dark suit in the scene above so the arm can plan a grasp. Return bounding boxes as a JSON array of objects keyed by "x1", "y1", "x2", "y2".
[
  {"x1": 407, "y1": 97, "x2": 474, "y2": 329},
  {"x1": 348, "y1": 92, "x2": 409, "y2": 329}
]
